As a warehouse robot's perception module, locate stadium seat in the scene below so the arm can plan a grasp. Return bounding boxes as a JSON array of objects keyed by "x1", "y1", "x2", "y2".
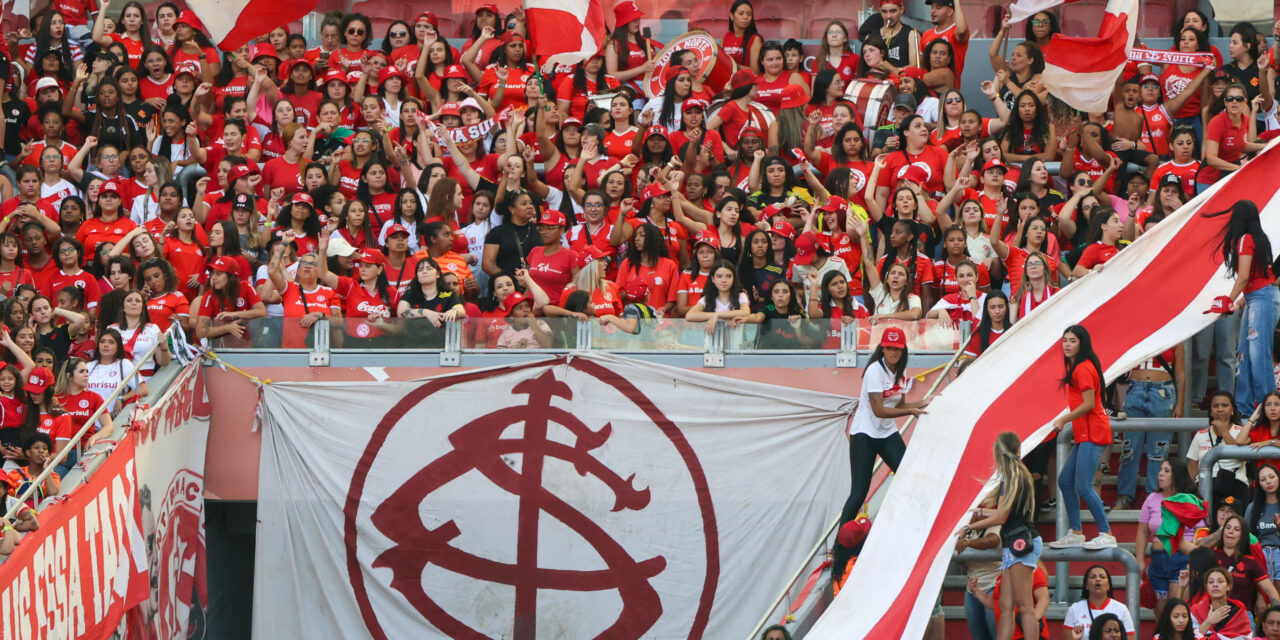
[
  {"x1": 803, "y1": 3, "x2": 860, "y2": 40},
  {"x1": 964, "y1": 0, "x2": 1006, "y2": 38},
  {"x1": 688, "y1": 3, "x2": 731, "y2": 38},
  {"x1": 1057, "y1": 0, "x2": 1107, "y2": 37},
  {"x1": 756, "y1": 4, "x2": 802, "y2": 40},
  {"x1": 1140, "y1": 1, "x2": 1176, "y2": 40}
]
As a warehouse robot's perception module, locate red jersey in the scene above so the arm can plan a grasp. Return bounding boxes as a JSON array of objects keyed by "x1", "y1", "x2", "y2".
[
  {"x1": 261, "y1": 156, "x2": 306, "y2": 199},
  {"x1": 163, "y1": 237, "x2": 205, "y2": 300},
  {"x1": 1201, "y1": 111, "x2": 1248, "y2": 183},
  {"x1": 753, "y1": 73, "x2": 794, "y2": 112},
  {"x1": 614, "y1": 257, "x2": 680, "y2": 310},
  {"x1": 1076, "y1": 242, "x2": 1118, "y2": 271},
  {"x1": 558, "y1": 283, "x2": 624, "y2": 317},
  {"x1": 676, "y1": 269, "x2": 710, "y2": 303},
  {"x1": 1150, "y1": 160, "x2": 1199, "y2": 199},
  {"x1": 197, "y1": 281, "x2": 261, "y2": 318},
  {"x1": 52, "y1": 0, "x2": 96, "y2": 25},
  {"x1": 139, "y1": 74, "x2": 173, "y2": 102},
  {"x1": 1068, "y1": 149, "x2": 1119, "y2": 193},
  {"x1": 877, "y1": 144, "x2": 950, "y2": 196},
  {"x1": 335, "y1": 275, "x2": 398, "y2": 339},
  {"x1": 0, "y1": 394, "x2": 24, "y2": 429},
  {"x1": 44, "y1": 268, "x2": 102, "y2": 310},
  {"x1": 1161, "y1": 64, "x2": 1205, "y2": 119},
  {"x1": 56, "y1": 390, "x2": 104, "y2": 435},
  {"x1": 815, "y1": 52, "x2": 860, "y2": 86},
  {"x1": 602, "y1": 128, "x2": 638, "y2": 164},
  {"x1": 147, "y1": 291, "x2": 191, "y2": 331},
  {"x1": 1137, "y1": 104, "x2": 1172, "y2": 156},
  {"x1": 280, "y1": 282, "x2": 341, "y2": 349},
  {"x1": 75, "y1": 215, "x2": 138, "y2": 264},
  {"x1": 876, "y1": 253, "x2": 936, "y2": 296},
  {"x1": 527, "y1": 247, "x2": 579, "y2": 306},
  {"x1": 932, "y1": 259, "x2": 991, "y2": 296},
  {"x1": 0, "y1": 266, "x2": 36, "y2": 299},
  {"x1": 920, "y1": 23, "x2": 969, "y2": 83}
]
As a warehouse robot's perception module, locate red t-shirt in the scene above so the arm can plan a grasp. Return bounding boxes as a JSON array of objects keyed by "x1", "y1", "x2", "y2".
[
  {"x1": 876, "y1": 253, "x2": 936, "y2": 296},
  {"x1": 558, "y1": 283, "x2": 624, "y2": 317},
  {"x1": 1237, "y1": 235, "x2": 1274, "y2": 294},
  {"x1": 614, "y1": 257, "x2": 680, "y2": 309},
  {"x1": 335, "y1": 275, "x2": 398, "y2": 339},
  {"x1": 44, "y1": 268, "x2": 102, "y2": 310},
  {"x1": 932, "y1": 259, "x2": 991, "y2": 296},
  {"x1": 35, "y1": 412, "x2": 72, "y2": 443},
  {"x1": 1076, "y1": 242, "x2": 1119, "y2": 271},
  {"x1": 877, "y1": 144, "x2": 950, "y2": 196},
  {"x1": 920, "y1": 23, "x2": 969, "y2": 84},
  {"x1": 53, "y1": 0, "x2": 96, "y2": 25},
  {"x1": 1201, "y1": 111, "x2": 1249, "y2": 183},
  {"x1": 56, "y1": 390, "x2": 104, "y2": 435},
  {"x1": 147, "y1": 291, "x2": 190, "y2": 331},
  {"x1": 261, "y1": 156, "x2": 306, "y2": 199},
  {"x1": 197, "y1": 281, "x2": 261, "y2": 318},
  {"x1": 75, "y1": 216, "x2": 138, "y2": 264},
  {"x1": 1150, "y1": 160, "x2": 1200, "y2": 199},
  {"x1": 1068, "y1": 359, "x2": 1110, "y2": 445},
  {"x1": 527, "y1": 246, "x2": 579, "y2": 306}
]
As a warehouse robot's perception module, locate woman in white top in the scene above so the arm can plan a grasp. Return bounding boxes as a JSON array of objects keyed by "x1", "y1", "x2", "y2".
[
  {"x1": 85, "y1": 328, "x2": 146, "y2": 414},
  {"x1": 107, "y1": 289, "x2": 171, "y2": 377},
  {"x1": 832, "y1": 327, "x2": 932, "y2": 583},
  {"x1": 853, "y1": 228, "x2": 922, "y2": 320},
  {"x1": 1062, "y1": 565, "x2": 1136, "y2": 638},
  {"x1": 37, "y1": 146, "x2": 80, "y2": 212},
  {"x1": 685, "y1": 260, "x2": 759, "y2": 333}
]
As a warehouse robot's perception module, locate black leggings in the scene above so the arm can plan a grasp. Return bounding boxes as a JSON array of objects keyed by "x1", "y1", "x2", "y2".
[{"x1": 832, "y1": 432, "x2": 907, "y2": 580}]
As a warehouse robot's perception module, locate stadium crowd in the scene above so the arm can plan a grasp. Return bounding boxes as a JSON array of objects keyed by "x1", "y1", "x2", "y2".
[{"x1": 0, "y1": 0, "x2": 1275, "y2": 638}]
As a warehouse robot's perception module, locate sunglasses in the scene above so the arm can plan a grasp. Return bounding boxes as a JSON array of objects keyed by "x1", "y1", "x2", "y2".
[
  {"x1": 1030, "y1": 19, "x2": 1050, "y2": 26},
  {"x1": 389, "y1": 31, "x2": 408, "y2": 38},
  {"x1": 944, "y1": 97, "x2": 963, "y2": 104},
  {"x1": 1224, "y1": 95, "x2": 1246, "y2": 103},
  {"x1": 347, "y1": 28, "x2": 365, "y2": 35}
]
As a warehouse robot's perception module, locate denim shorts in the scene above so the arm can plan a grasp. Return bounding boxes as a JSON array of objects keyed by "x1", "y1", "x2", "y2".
[
  {"x1": 1001, "y1": 536, "x2": 1043, "y2": 570},
  {"x1": 1148, "y1": 550, "x2": 1188, "y2": 596}
]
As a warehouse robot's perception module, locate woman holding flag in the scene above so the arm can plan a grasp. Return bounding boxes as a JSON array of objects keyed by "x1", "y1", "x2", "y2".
[{"x1": 1135, "y1": 457, "x2": 1204, "y2": 619}]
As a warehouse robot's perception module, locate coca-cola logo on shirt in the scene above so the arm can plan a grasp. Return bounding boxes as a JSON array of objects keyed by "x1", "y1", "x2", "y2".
[{"x1": 356, "y1": 301, "x2": 390, "y2": 318}]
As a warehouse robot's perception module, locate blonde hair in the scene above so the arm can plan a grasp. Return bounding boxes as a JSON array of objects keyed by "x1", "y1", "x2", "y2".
[{"x1": 993, "y1": 431, "x2": 1034, "y2": 523}]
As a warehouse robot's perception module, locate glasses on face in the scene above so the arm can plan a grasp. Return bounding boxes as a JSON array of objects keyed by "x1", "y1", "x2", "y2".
[
  {"x1": 1225, "y1": 95, "x2": 1246, "y2": 103},
  {"x1": 1030, "y1": 19, "x2": 1049, "y2": 26},
  {"x1": 347, "y1": 28, "x2": 365, "y2": 36},
  {"x1": 298, "y1": 261, "x2": 317, "y2": 268},
  {"x1": 945, "y1": 97, "x2": 963, "y2": 104},
  {"x1": 1075, "y1": 179, "x2": 1090, "y2": 187},
  {"x1": 58, "y1": 247, "x2": 76, "y2": 254},
  {"x1": 100, "y1": 154, "x2": 118, "y2": 161},
  {"x1": 389, "y1": 31, "x2": 408, "y2": 38},
  {"x1": 583, "y1": 202, "x2": 605, "y2": 209}
]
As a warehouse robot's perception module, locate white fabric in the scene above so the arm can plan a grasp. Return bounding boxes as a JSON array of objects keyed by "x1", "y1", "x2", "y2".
[
  {"x1": 1062, "y1": 598, "x2": 1135, "y2": 636},
  {"x1": 807, "y1": 138, "x2": 1280, "y2": 639},
  {"x1": 1009, "y1": 0, "x2": 1067, "y2": 23},
  {"x1": 252, "y1": 353, "x2": 854, "y2": 639},
  {"x1": 86, "y1": 357, "x2": 138, "y2": 414}
]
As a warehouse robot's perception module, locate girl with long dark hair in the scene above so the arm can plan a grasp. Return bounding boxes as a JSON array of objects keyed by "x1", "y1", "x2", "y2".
[
  {"x1": 1247, "y1": 462, "x2": 1280, "y2": 581},
  {"x1": 722, "y1": 0, "x2": 763, "y2": 74},
  {"x1": 685, "y1": 260, "x2": 754, "y2": 333},
  {"x1": 1135, "y1": 458, "x2": 1201, "y2": 619},
  {"x1": 1048, "y1": 325, "x2": 1116, "y2": 550},
  {"x1": 962, "y1": 291, "x2": 1009, "y2": 360},
  {"x1": 195, "y1": 257, "x2": 266, "y2": 345},
  {"x1": 1000, "y1": 90, "x2": 1054, "y2": 164},
  {"x1": 832, "y1": 327, "x2": 931, "y2": 582},
  {"x1": 1248, "y1": 391, "x2": 1280, "y2": 472},
  {"x1": 604, "y1": 1, "x2": 657, "y2": 86},
  {"x1": 1205, "y1": 200, "x2": 1278, "y2": 414}
]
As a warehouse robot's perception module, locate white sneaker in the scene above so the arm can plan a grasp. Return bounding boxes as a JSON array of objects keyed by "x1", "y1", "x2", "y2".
[
  {"x1": 1083, "y1": 532, "x2": 1118, "y2": 550},
  {"x1": 1047, "y1": 531, "x2": 1086, "y2": 548}
]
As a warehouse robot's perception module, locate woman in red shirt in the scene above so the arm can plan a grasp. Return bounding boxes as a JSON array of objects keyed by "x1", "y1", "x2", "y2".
[
  {"x1": 161, "y1": 208, "x2": 204, "y2": 300},
  {"x1": 555, "y1": 56, "x2": 619, "y2": 122},
  {"x1": 604, "y1": 1, "x2": 656, "y2": 88},
  {"x1": 1198, "y1": 82, "x2": 1264, "y2": 193},
  {"x1": 1048, "y1": 325, "x2": 1116, "y2": 550},
  {"x1": 328, "y1": 14, "x2": 374, "y2": 74},
  {"x1": 1071, "y1": 208, "x2": 1127, "y2": 279},
  {"x1": 614, "y1": 223, "x2": 679, "y2": 316},
  {"x1": 140, "y1": 258, "x2": 190, "y2": 333},
  {"x1": 815, "y1": 20, "x2": 859, "y2": 85},
  {"x1": 317, "y1": 230, "x2": 399, "y2": 343},
  {"x1": 195, "y1": 256, "x2": 266, "y2": 345},
  {"x1": 722, "y1": 0, "x2": 763, "y2": 74},
  {"x1": 54, "y1": 357, "x2": 114, "y2": 450}
]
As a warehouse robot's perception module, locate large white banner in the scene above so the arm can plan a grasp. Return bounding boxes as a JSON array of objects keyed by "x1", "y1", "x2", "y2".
[
  {"x1": 124, "y1": 362, "x2": 211, "y2": 640},
  {"x1": 252, "y1": 353, "x2": 854, "y2": 639}
]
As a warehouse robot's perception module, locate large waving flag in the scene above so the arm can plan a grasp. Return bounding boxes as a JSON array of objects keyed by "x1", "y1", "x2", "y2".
[
  {"x1": 1008, "y1": 0, "x2": 1080, "y2": 23},
  {"x1": 1037, "y1": 0, "x2": 1139, "y2": 113},
  {"x1": 806, "y1": 141, "x2": 1280, "y2": 640},
  {"x1": 525, "y1": 0, "x2": 607, "y2": 69},
  {"x1": 185, "y1": 0, "x2": 319, "y2": 51}
]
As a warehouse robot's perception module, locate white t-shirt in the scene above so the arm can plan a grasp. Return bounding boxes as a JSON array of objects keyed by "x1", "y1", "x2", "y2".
[
  {"x1": 1187, "y1": 426, "x2": 1248, "y2": 483},
  {"x1": 869, "y1": 283, "x2": 922, "y2": 317},
  {"x1": 1062, "y1": 598, "x2": 1134, "y2": 637},
  {"x1": 108, "y1": 322, "x2": 163, "y2": 374},
  {"x1": 86, "y1": 358, "x2": 140, "y2": 413},
  {"x1": 849, "y1": 360, "x2": 912, "y2": 438},
  {"x1": 40, "y1": 179, "x2": 80, "y2": 212}
]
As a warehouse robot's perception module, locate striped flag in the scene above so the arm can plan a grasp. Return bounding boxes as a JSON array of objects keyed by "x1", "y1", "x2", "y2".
[
  {"x1": 524, "y1": 0, "x2": 607, "y2": 70},
  {"x1": 184, "y1": 0, "x2": 318, "y2": 51},
  {"x1": 806, "y1": 140, "x2": 1280, "y2": 640},
  {"x1": 1039, "y1": 0, "x2": 1139, "y2": 113}
]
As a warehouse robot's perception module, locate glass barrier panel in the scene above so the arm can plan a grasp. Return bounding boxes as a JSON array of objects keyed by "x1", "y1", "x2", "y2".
[
  {"x1": 589, "y1": 318, "x2": 709, "y2": 352},
  {"x1": 328, "y1": 317, "x2": 450, "y2": 350},
  {"x1": 855, "y1": 318, "x2": 963, "y2": 353},
  {"x1": 207, "y1": 316, "x2": 320, "y2": 351},
  {"x1": 459, "y1": 317, "x2": 584, "y2": 350},
  {"x1": 728, "y1": 317, "x2": 839, "y2": 351}
]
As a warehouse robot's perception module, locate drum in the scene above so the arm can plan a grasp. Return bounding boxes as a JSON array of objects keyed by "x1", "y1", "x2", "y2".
[
  {"x1": 844, "y1": 78, "x2": 897, "y2": 140},
  {"x1": 643, "y1": 31, "x2": 737, "y2": 99},
  {"x1": 704, "y1": 100, "x2": 775, "y2": 143}
]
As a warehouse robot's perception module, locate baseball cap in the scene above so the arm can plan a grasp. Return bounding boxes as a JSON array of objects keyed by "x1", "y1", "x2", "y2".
[
  {"x1": 692, "y1": 229, "x2": 721, "y2": 250},
  {"x1": 503, "y1": 291, "x2": 533, "y2": 315},
  {"x1": 327, "y1": 235, "x2": 359, "y2": 258},
  {"x1": 640, "y1": 183, "x2": 670, "y2": 202},
  {"x1": 386, "y1": 223, "x2": 410, "y2": 238},
  {"x1": 23, "y1": 367, "x2": 54, "y2": 395},
  {"x1": 232, "y1": 193, "x2": 253, "y2": 209},
  {"x1": 290, "y1": 192, "x2": 314, "y2": 207},
  {"x1": 415, "y1": 12, "x2": 440, "y2": 28},
  {"x1": 901, "y1": 164, "x2": 928, "y2": 185},
  {"x1": 209, "y1": 256, "x2": 239, "y2": 274},
  {"x1": 476, "y1": 3, "x2": 500, "y2": 15},
  {"x1": 354, "y1": 248, "x2": 387, "y2": 266},
  {"x1": 662, "y1": 65, "x2": 689, "y2": 84},
  {"x1": 898, "y1": 67, "x2": 925, "y2": 81},
  {"x1": 561, "y1": 116, "x2": 584, "y2": 128},
  {"x1": 99, "y1": 180, "x2": 121, "y2": 195},
  {"x1": 378, "y1": 66, "x2": 406, "y2": 85},
  {"x1": 794, "y1": 232, "x2": 819, "y2": 265},
  {"x1": 1139, "y1": 73, "x2": 1160, "y2": 85},
  {"x1": 1204, "y1": 295, "x2": 1234, "y2": 315},
  {"x1": 458, "y1": 97, "x2": 484, "y2": 113},
  {"x1": 880, "y1": 327, "x2": 907, "y2": 348},
  {"x1": 740, "y1": 126, "x2": 764, "y2": 140},
  {"x1": 227, "y1": 163, "x2": 260, "y2": 183},
  {"x1": 1158, "y1": 173, "x2": 1184, "y2": 192},
  {"x1": 761, "y1": 203, "x2": 792, "y2": 220},
  {"x1": 1210, "y1": 68, "x2": 1231, "y2": 83},
  {"x1": 731, "y1": 68, "x2": 756, "y2": 90},
  {"x1": 174, "y1": 63, "x2": 200, "y2": 79},
  {"x1": 881, "y1": 0, "x2": 904, "y2": 5},
  {"x1": 982, "y1": 158, "x2": 1008, "y2": 173},
  {"x1": 34, "y1": 77, "x2": 60, "y2": 93},
  {"x1": 576, "y1": 245, "x2": 612, "y2": 269},
  {"x1": 438, "y1": 102, "x2": 462, "y2": 118},
  {"x1": 770, "y1": 218, "x2": 796, "y2": 240},
  {"x1": 925, "y1": 0, "x2": 954, "y2": 6},
  {"x1": 537, "y1": 209, "x2": 566, "y2": 227},
  {"x1": 681, "y1": 98, "x2": 709, "y2": 112},
  {"x1": 443, "y1": 64, "x2": 469, "y2": 80},
  {"x1": 779, "y1": 84, "x2": 807, "y2": 110},
  {"x1": 624, "y1": 279, "x2": 650, "y2": 302},
  {"x1": 500, "y1": 32, "x2": 525, "y2": 45},
  {"x1": 837, "y1": 516, "x2": 871, "y2": 547},
  {"x1": 322, "y1": 69, "x2": 348, "y2": 85},
  {"x1": 817, "y1": 196, "x2": 849, "y2": 213},
  {"x1": 893, "y1": 93, "x2": 918, "y2": 112},
  {"x1": 645, "y1": 125, "x2": 668, "y2": 140}
]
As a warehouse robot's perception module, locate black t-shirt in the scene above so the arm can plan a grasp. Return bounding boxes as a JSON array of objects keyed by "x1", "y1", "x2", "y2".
[
  {"x1": 2, "y1": 99, "x2": 30, "y2": 156},
  {"x1": 38, "y1": 324, "x2": 71, "y2": 364},
  {"x1": 401, "y1": 287, "x2": 458, "y2": 312},
  {"x1": 83, "y1": 109, "x2": 136, "y2": 152},
  {"x1": 120, "y1": 99, "x2": 155, "y2": 128},
  {"x1": 1223, "y1": 62, "x2": 1261, "y2": 101},
  {"x1": 484, "y1": 221, "x2": 538, "y2": 274}
]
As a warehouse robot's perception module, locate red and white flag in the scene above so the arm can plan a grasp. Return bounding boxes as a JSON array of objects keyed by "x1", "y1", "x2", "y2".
[
  {"x1": 807, "y1": 140, "x2": 1280, "y2": 640},
  {"x1": 185, "y1": 0, "x2": 319, "y2": 51},
  {"x1": 1037, "y1": 0, "x2": 1139, "y2": 113},
  {"x1": 524, "y1": 0, "x2": 607, "y2": 70}
]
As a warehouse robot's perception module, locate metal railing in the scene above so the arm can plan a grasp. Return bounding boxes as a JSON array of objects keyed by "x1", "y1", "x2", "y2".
[
  {"x1": 1196, "y1": 445, "x2": 1280, "y2": 507},
  {"x1": 953, "y1": 546, "x2": 1144, "y2": 637},
  {"x1": 1053, "y1": 419, "x2": 1204, "y2": 604}
]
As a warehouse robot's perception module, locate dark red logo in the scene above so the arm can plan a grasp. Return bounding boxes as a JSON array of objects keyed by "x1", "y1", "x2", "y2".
[{"x1": 345, "y1": 360, "x2": 719, "y2": 639}]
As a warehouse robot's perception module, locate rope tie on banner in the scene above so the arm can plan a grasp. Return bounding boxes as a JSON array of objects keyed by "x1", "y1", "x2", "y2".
[{"x1": 196, "y1": 349, "x2": 272, "y2": 387}]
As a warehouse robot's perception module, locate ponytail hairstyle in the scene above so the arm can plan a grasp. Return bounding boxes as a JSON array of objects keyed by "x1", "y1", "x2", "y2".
[
  {"x1": 992, "y1": 431, "x2": 1035, "y2": 524},
  {"x1": 865, "y1": 327, "x2": 909, "y2": 386}
]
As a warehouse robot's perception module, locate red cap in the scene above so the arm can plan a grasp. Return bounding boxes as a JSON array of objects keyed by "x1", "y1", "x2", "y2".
[
  {"x1": 23, "y1": 367, "x2": 54, "y2": 395},
  {"x1": 1140, "y1": 73, "x2": 1161, "y2": 85},
  {"x1": 561, "y1": 116, "x2": 584, "y2": 128},
  {"x1": 354, "y1": 248, "x2": 387, "y2": 266},
  {"x1": 576, "y1": 245, "x2": 612, "y2": 269},
  {"x1": 740, "y1": 126, "x2": 764, "y2": 140},
  {"x1": 209, "y1": 256, "x2": 239, "y2": 275},
  {"x1": 415, "y1": 11, "x2": 440, "y2": 28},
  {"x1": 476, "y1": 3, "x2": 500, "y2": 15},
  {"x1": 537, "y1": 209, "x2": 566, "y2": 227},
  {"x1": 379, "y1": 66, "x2": 405, "y2": 85},
  {"x1": 249, "y1": 42, "x2": 279, "y2": 61},
  {"x1": 645, "y1": 125, "x2": 668, "y2": 140},
  {"x1": 817, "y1": 196, "x2": 848, "y2": 213},
  {"x1": 880, "y1": 327, "x2": 907, "y2": 349},
  {"x1": 174, "y1": 63, "x2": 200, "y2": 79},
  {"x1": 227, "y1": 163, "x2": 260, "y2": 183},
  {"x1": 681, "y1": 98, "x2": 710, "y2": 112},
  {"x1": 900, "y1": 164, "x2": 928, "y2": 185},
  {"x1": 881, "y1": 0, "x2": 904, "y2": 5},
  {"x1": 290, "y1": 192, "x2": 314, "y2": 206},
  {"x1": 640, "y1": 183, "x2": 670, "y2": 202},
  {"x1": 386, "y1": 223, "x2": 410, "y2": 238},
  {"x1": 837, "y1": 516, "x2": 871, "y2": 547},
  {"x1": 443, "y1": 64, "x2": 469, "y2": 80},
  {"x1": 662, "y1": 65, "x2": 689, "y2": 84},
  {"x1": 175, "y1": 10, "x2": 204, "y2": 31},
  {"x1": 730, "y1": 68, "x2": 756, "y2": 90},
  {"x1": 760, "y1": 202, "x2": 792, "y2": 220},
  {"x1": 502, "y1": 291, "x2": 532, "y2": 315},
  {"x1": 500, "y1": 31, "x2": 525, "y2": 45},
  {"x1": 981, "y1": 158, "x2": 1008, "y2": 173},
  {"x1": 899, "y1": 66, "x2": 925, "y2": 81},
  {"x1": 99, "y1": 180, "x2": 121, "y2": 195},
  {"x1": 692, "y1": 229, "x2": 721, "y2": 250},
  {"x1": 624, "y1": 279, "x2": 650, "y2": 302},
  {"x1": 770, "y1": 218, "x2": 796, "y2": 240},
  {"x1": 613, "y1": 0, "x2": 644, "y2": 27},
  {"x1": 1204, "y1": 295, "x2": 1235, "y2": 315},
  {"x1": 793, "y1": 232, "x2": 819, "y2": 265},
  {"x1": 438, "y1": 102, "x2": 462, "y2": 118},
  {"x1": 322, "y1": 69, "x2": 348, "y2": 85},
  {"x1": 779, "y1": 84, "x2": 808, "y2": 110}
]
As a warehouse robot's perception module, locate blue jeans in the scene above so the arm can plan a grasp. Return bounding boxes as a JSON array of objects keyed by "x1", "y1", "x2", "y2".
[
  {"x1": 1117, "y1": 380, "x2": 1176, "y2": 499},
  {"x1": 1148, "y1": 549, "x2": 1188, "y2": 596},
  {"x1": 965, "y1": 588, "x2": 997, "y2": 640},
  {"x1": 1059, "y1": 441, "x2": 1110, "y2": 533},
  {"x1": 1189, "y1": 313, "x2": 1241, "y2": 413},
  {"x1": 1264, "y1": 546, "x2": 1280, "y2": 581},
  {"x1": 1236, "y1": 286, "x2": 1279, "y2": 415}
]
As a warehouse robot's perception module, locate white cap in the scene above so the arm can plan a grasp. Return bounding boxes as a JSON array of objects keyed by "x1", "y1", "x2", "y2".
[
  {"x1": 326, "y1": 234, "x2": 358, "y2": 258},
  {"x1": 458, "y1": 97, "x2": 483, "y2": 113},
  {"x1": 34, "y1": 77, "x2": 60, "y2": 93}
]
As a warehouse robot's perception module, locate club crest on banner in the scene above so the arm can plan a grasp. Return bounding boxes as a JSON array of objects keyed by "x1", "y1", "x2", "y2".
[{"x1": 344, "y1": 367, "x2": 718, "y2": 639}]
